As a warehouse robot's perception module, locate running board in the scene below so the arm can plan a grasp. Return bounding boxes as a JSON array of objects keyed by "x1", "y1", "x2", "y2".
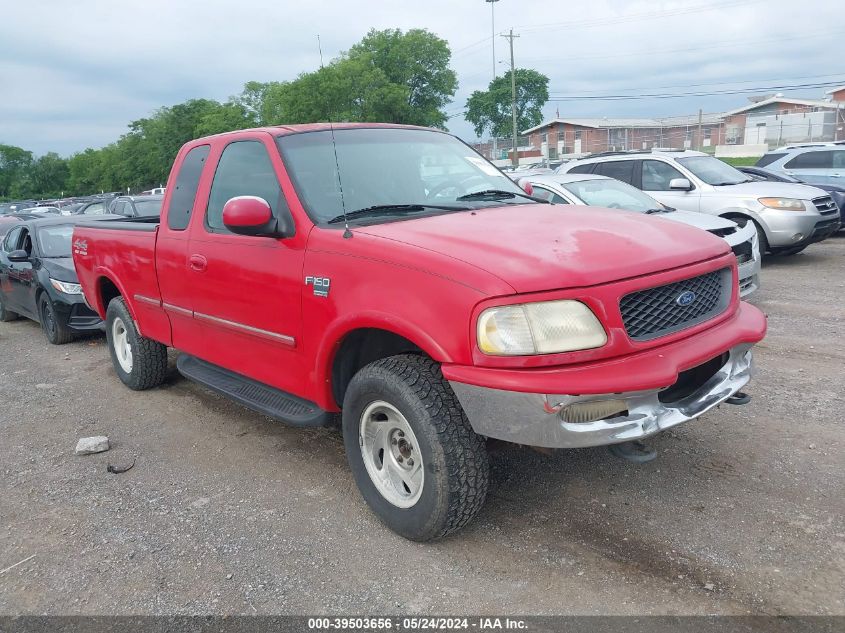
[{"x1": 176, "y1": 355, "x2": 330, "y2": 427}]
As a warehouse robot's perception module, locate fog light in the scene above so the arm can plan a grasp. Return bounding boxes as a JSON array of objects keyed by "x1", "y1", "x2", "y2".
[
  {"x1": 792, "y1": 233, "x2": 804, "y2": 242},
  {"x1": 559, "y1": 399, "x2": 628, "y2": 423}
]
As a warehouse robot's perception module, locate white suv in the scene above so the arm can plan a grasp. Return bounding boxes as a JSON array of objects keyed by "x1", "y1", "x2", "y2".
[{"x1": 558, "y1": 150, "x2": 840, "y2": 256}]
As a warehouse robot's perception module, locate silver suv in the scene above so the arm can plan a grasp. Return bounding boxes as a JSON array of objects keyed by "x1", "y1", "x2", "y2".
[
  {"x1": 559, "y1": 150, "x2": 841, "y2": 256},
  {"x1": 756, "y1": 141, "x2": 845, "y2": 186}
]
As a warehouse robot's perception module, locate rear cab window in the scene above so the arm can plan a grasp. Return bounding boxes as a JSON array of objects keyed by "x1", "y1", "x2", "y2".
[{"x1": 168, "y1": 144, "x2": 210, "y2": 231}]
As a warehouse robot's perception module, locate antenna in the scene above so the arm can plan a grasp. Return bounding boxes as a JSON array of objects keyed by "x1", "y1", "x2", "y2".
[{"x1": 318, "y1": 34, "x2": 352, "y2": 239}]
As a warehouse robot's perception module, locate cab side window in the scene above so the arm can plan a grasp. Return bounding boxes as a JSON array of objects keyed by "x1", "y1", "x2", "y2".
[
  {"x1": 83, "y1": 202, "x2": 105, "y2": 215},
  {"x1": 642, "y1": 160, "x2": 685, "y2": 191},
  {"x1": 568, "y1": 163, "x2": 595, "y2": 175},
  {"x1": 206, "y1": 140, "x2": 284, "y2": 233}
]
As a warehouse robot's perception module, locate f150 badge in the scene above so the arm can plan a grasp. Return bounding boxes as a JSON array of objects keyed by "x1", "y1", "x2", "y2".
[{"x1": 305, "y1": 276, "x2": 331, "y2": 297}]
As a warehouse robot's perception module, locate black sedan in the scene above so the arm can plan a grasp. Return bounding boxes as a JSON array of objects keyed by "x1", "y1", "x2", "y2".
[
  {"x1": 738, "y1": 166, "x2": 845, "y2": 227},
  {"x1": 0, "y1": 216, "x2": 115, "y2": 344}
]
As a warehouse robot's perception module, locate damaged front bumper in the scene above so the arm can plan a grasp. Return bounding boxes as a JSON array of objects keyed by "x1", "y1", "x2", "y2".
[{"x1": 449, "y1": 344, "x2": 754, "y2": 449}]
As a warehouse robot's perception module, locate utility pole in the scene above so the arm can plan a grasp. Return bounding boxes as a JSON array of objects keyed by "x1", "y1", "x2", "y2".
[
  {"x1": 502, "y1": 29, "x2": 520, "y2": 167},
  {"x1": 486, "y1": 0, "x2": 500, "y2": 159},
  {"x1": 697, "y1": 108, "x2": 703, "y2": 151}
]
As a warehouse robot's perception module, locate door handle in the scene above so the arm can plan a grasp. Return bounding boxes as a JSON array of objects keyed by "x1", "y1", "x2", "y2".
[{"x1": 188, "y1": 254, "x2": 207, "y2": 272}]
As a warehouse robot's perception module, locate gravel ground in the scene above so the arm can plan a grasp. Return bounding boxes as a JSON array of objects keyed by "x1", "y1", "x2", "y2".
[{"x1": 0, "y1": 236, "x2": 843, "y2": 616}]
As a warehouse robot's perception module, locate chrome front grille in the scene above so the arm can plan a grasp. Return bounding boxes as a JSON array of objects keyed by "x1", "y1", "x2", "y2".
[
  {"x1": 620, "y1": 268, "x2": 732, "y2": 341},
  {"x1": 813, "y1": 196, "x2": 838, "y2": 216}
]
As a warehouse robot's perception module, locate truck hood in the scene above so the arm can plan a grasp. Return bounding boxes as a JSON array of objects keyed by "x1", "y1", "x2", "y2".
[
  {"x1": 713, "y1": 181, "x2": 828, "y2": 200},
  {"x1": 356, "y1": 204, "x2": 729, "y2": 294}
]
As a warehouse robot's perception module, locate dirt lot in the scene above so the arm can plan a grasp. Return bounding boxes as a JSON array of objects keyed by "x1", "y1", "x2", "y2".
[{"x1": 1, "y1": 236, "x2": 843, "y2": 616}]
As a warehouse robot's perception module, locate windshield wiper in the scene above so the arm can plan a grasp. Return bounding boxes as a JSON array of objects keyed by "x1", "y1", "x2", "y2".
[
  {"x1": 710, "y1": 180, "x2": 749, "y2": 186},
  {"x1": 456, "y1": 189, "x2": 545, "y2": 202},
  {"x1": 644, "y1": 208, "x2": 669, "y2": 214},
  {"x1": 326, "y1": 203, "x2": 469, "y2": 225}
]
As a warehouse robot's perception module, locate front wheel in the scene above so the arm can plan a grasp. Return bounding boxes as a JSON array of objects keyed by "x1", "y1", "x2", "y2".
[
  {"x1": 39, "y1": 295, "x2": 74, "y2": 345},
  {"x1": 105, "y1": 297, "x2": 167, "y2": 390},
  {"x1": 342, "y1": 354, "x2": 490, "y2": 541}
]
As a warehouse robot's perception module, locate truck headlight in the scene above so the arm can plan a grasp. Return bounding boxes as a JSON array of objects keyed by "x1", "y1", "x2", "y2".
[
  {"x1": 50, "y1": 279, "x2": 82, "y2": 295},
  {"x1": 758, "y1": 197, "x2": 806, "y2": 211},
  {"x1": 477, "y1": 300, "x2": 607, "y2": 355}
]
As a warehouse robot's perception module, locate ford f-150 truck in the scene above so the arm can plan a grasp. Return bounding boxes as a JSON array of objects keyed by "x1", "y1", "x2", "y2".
[{"x1": 73, "y1": 124, "x2": 767, "y2": 541}]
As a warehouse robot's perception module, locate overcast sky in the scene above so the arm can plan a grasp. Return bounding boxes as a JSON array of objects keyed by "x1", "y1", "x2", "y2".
[{"x1": 2, "y1": 0, "x2": 843, "y2": 156}]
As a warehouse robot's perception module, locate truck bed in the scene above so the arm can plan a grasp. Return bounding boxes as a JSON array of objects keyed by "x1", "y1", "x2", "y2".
[{"x1": 72, "y1": 219, "x2": 170, "y2": 344}]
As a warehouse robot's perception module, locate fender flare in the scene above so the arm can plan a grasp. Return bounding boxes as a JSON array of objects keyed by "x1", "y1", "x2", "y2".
[{"x1": 313, "y1": 310, "x2": 454, "y2": 409}]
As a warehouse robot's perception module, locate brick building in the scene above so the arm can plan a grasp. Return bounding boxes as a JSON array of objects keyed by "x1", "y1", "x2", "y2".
[{"x1": 520, "y1": 91, "x2": 845, "y2": 158}]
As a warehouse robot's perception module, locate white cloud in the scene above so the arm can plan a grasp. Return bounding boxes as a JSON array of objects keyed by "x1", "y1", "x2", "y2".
[{"x1": 1, "y1": 0, "x2": 842, "y2": 154}]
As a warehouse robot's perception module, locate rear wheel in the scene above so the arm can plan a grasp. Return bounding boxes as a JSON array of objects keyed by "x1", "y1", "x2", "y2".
[
  {"x1": 0, "y1": 293, "x2": 18, "y2": 322},
  {"x1": 39, "y1": 295, "x2": 74, "y2": 345},
  {"x1": 105, "y1": 297, "x2": 167, "y2": 390},
  {"x1": 342, "y1": 354, "x2": 490, "y2": 541}
]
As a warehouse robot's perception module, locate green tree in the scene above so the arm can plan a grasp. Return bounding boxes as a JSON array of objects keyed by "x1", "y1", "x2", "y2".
[
  {"x1": 349, "y1": 28, "x2": 458, "y2": 127},
  {"x1": 464, "y1": 68, "x2": 549, "y2": 138},
  {"x1": 28, "y1": 153, "x2": 69, "y2": 197},
  {"x1": 0, "y1": 144, "x2": 34, "y2": 198}
]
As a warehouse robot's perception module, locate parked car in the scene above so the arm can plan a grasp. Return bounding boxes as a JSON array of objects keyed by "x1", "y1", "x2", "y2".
[
  {"x1": 74, "y1": 199, "x2": 114, "y2": 216},
  {"x1": 0, "y1": 201, "x2": 37, "y2": 215},
  {"x1": 518, "y1": 173, "x2": 760, "y2": 297},
  {"x1": 20, "y1": 206, "x2": 62, "y2": 216},
  {"x1": 73, "y1": 124, "x2": 766, "y2": 541},
  {"x1": 0, "y1": 216, "x2": 113, "y2": 343},
  {"x1": 141, "y1": 187, "x2": 166, "y2": 195},
  {"x1": 737, "y1": 166, "x2": 845, "y2": 228},
  {"x1": 756, "y1": 141, "x2": 845, "y2": 185},
  {"x1": 108, "y1": 194, "x2": 164, "y2": 218},
  {"x1": 559, "y1": 150, "x2": 840, "y2": 255}
]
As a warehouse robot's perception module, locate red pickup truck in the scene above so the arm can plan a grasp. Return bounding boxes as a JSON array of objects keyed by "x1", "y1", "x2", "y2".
[{"x1": 73, "y1": 123, "x2": 767, "y2": 540}]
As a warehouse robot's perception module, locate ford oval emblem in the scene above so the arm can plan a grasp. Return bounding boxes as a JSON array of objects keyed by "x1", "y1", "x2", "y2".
[{"x1": 676, "y1": 290, "x2": 696, "y2": 306}]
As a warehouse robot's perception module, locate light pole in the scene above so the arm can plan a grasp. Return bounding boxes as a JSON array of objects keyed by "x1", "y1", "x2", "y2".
[{"x1": 486, "y1": 0, "x2": 500, "y2": 159}]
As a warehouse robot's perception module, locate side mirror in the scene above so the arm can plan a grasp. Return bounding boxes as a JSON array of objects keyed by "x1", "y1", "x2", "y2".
[
  {"x1": 8, "y1": 249, "x2": 29, "y2": 262},
  {"x1": 669, "y1": 178, "x2": 693, "y2": 191},
  {"x1": 222, "y1": 196, "x2": 293, "y2": 238}
]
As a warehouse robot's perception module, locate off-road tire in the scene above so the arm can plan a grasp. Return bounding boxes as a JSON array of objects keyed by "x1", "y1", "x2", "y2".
[
  {"x1": 39, "y1": 295, "x2": 74, "y2": 345},
  {"x1": 342, "y1": 354, "x2": 490, "y2": 541},
  {"x1": 0, "y1": 293, "x2": 18, "y2": 322},
  {"x1": 105, "y1": 297, "x2": 167, "y2": 390}
]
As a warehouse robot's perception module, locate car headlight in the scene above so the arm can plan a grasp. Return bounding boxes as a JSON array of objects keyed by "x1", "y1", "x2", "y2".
[
  {"x1": 477, "y1": 300, "x2": 607, "y2": 355},
  {"x1": 758, "y1": 197, "x2": 806, "y2": 211},
  {"x1": 50, "y1": 279, "x2": 82, "y2": 295}
]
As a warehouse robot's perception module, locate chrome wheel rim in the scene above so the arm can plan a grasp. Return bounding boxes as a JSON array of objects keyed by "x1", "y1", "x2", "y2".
[
  {"x1": 112, "y1": 317, "x2": 133, "y2": 373},
  {"x1": 359, "y1": 401, "x2": 424, "y2": 508}
]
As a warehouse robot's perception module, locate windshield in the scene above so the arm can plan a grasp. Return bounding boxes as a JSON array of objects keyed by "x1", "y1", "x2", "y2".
[
  {"x1": 276, "y1": 128, "x2": 524, "y2": 224},
  {"x1": 133, "y1": 199, "x2": 163, "y2": 217},
  {"x1": 561, "y1": 178, "x2": 662, "y2": 213},
  {"x1": 677, "y1": 156, "x2": 749, "y2": 186},
  {"x1": 37, "y1": 224, "x2": 73, "y2": 257}
]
